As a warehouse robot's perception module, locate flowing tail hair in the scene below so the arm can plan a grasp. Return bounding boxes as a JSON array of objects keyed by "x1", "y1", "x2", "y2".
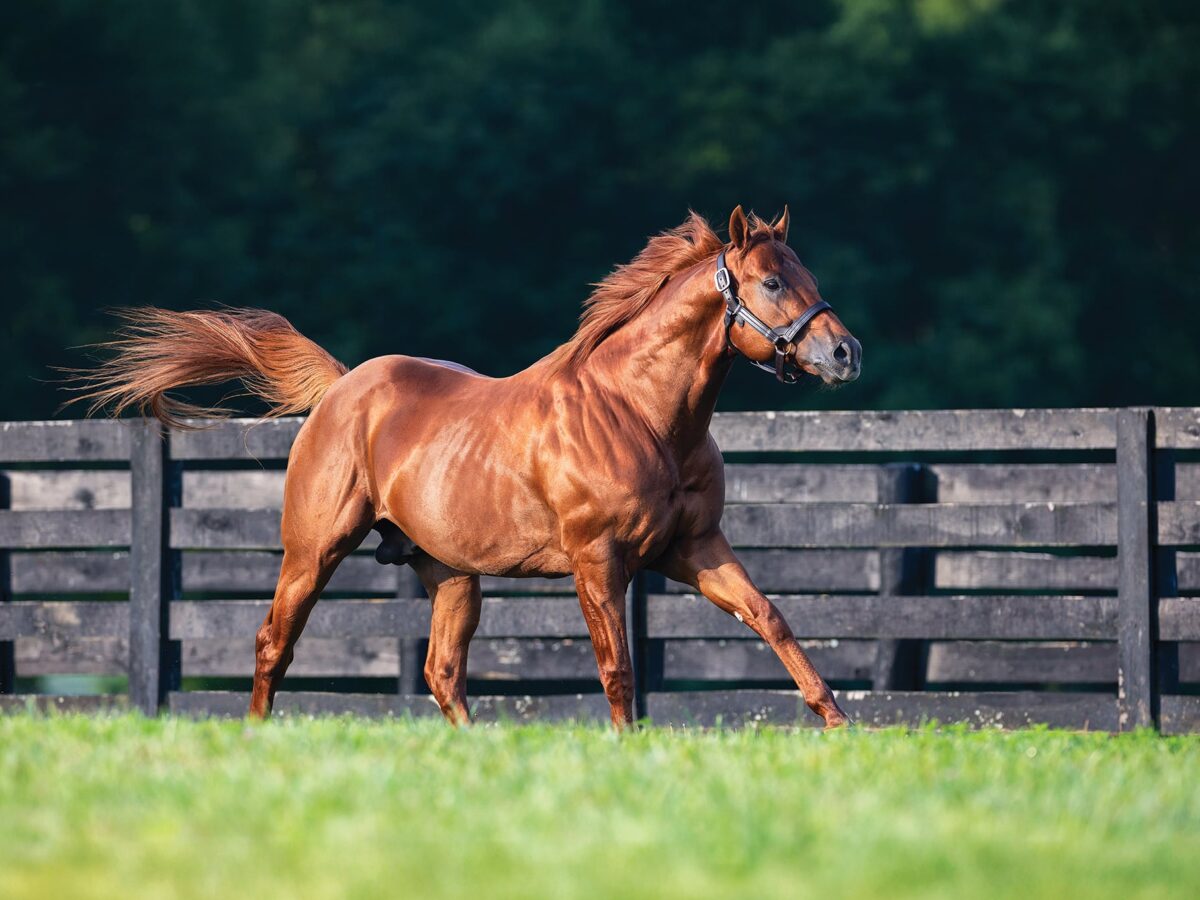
[{"x1": 64, "y1": 307, "x2": 348, "y2": 427}]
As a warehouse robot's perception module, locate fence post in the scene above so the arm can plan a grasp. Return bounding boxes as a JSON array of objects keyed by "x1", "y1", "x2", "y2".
[
  {"x1": 872, "y1": 463, "x2": 928, "y2": 690},
  {"x1": 129, "y1": 419, "x2": 173, "y2": 715},
  {"x1": 0, "y1": 472, "x2": 12, "y2": 694},
  {"x1": 397, "y1": 566, "x2": 425, "y2": 697},
  {"x1": 629, "y1": 570, "x2": 660, "y2": 722},
  {"x1": 1116, "y1": 408, "x2": 1157, "y2": 731}
]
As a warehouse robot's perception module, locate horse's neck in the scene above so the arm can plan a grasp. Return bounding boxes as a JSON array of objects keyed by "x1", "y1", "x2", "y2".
[{"x1": 581, "y1": 265, "x2": 731, "y2": 452}]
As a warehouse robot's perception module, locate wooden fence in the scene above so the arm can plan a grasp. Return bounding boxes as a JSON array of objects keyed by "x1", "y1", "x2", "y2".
[{"x1": 2, "y1": 409, "x2": 1199, "y2": 732}]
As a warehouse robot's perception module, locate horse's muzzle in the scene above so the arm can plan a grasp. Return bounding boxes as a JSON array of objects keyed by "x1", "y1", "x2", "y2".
[{"x1": 806, "y1": 335, "x2": 861, "y2": 384}]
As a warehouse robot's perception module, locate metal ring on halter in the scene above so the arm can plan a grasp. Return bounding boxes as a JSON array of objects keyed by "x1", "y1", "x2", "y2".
[{"x1": 714, "y1": 250, "x2": 833, "y2": 384}]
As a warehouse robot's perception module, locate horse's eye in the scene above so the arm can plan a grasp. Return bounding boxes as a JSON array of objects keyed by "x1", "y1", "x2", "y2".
[{"x1": 763, "y1": 278, "x2": 781, "y2": 292}]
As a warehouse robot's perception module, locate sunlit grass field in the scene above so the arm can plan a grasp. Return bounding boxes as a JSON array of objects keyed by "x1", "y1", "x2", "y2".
[{"x1": 2, "y1": 714, "x2": 1198, "y2": 899}]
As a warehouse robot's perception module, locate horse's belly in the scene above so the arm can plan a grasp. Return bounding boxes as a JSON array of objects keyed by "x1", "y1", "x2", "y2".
[{"x1": 382, "y1": 461, "x2": 567, "y2": 577}]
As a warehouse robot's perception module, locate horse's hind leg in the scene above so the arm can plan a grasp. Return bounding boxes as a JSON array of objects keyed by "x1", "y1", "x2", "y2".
[
  {"x1": 411, "y1": 556, "x2": 481, "y2": 725},
  {"x1": 249, "y1": 493, "x2": 373, "y2": 718}
]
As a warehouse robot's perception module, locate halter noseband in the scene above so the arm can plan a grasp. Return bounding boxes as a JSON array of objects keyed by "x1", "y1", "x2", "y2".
[{"x1": 714, "y1": 250, "x2": 833, "y2": 384}]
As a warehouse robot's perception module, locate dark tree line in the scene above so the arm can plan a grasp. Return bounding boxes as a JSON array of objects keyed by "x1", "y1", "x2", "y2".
[{"x1": 1, "y1": 0, "x2": 1197, "y2": 417}]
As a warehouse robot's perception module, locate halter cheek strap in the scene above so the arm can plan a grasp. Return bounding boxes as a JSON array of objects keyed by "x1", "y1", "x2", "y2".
[{"x1": 715, "y1": 250, "x2": 833, "y2": 384}]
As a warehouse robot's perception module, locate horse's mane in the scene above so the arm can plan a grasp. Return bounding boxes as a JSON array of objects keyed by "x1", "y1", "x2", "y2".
[{"x1": 550, "y1": 211, "x2": 736, "y2": 372}]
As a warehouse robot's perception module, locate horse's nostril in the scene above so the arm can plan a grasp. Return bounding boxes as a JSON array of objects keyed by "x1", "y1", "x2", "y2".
[{"x1": 833, "y1": 341, "x2": 850, "y2": 365}]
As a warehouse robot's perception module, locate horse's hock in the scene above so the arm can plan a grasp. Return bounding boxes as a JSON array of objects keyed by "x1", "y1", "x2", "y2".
[{"x1": 1, "y1": 408, "x2": 1198, "y2": 732}]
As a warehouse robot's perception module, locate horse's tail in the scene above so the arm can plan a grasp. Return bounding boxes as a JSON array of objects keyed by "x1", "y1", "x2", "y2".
[{"x1": 66, "y1": 307, "x2": 349, "y2": 427}]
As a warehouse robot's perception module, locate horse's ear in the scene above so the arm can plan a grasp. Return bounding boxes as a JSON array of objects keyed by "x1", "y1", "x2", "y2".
[
  {"x1": 771, "y1": 206, "x2": 790, "y2": 243},
  {"x1": 728, "y1": 205, "x2": 749, "y2": 249}
]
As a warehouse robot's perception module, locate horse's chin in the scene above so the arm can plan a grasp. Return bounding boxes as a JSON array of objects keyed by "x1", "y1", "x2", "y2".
[{"x1": 804, "y1": 361, "x2": 861, "y2": 386}]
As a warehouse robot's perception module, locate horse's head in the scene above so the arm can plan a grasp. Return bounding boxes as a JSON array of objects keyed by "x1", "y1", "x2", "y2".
[{"x1": 723, "y1": 206, "x2": 861, "y2": 385}]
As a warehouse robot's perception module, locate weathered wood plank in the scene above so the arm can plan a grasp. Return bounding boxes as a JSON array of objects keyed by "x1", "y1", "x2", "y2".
[
  {"x1": 0, "y1": 510, "x2": 131, "y2": 549},
  {"x1": 468, "y1": 638, "x2": 598, "y2": 681},
  {"x1": 3, "y1": 470, "x2": 129, "y2": 510},
  {"x1": 646, "y1": 594, "x2": 1117, "y2": 640},
  {"x1": 660, "y1": 549, "x2": 880, "y2": 593},
  {"x1": 1159, "y1": 598, "x2": 1200, "y2": 640},
  {"x1": 934, "y1": 551, "x2": 1116, "y2": 591},
  {"x1": 1159, "y1": 502, "x2": 1200, "y2": 545},
  {"x1": 9, "y1": 551, "x2": 130, "y2": 594},
  {"x1": 177, "y1": 551, "x2": 566, "y2": 596},
  {"x1": 722, "y1": 502, "x2": 1116, "y2": 548},
  {"x1": 1160, "y1": 694, "x2": 1200, "y2": 735},
  {"x1": 180, "y1": 637, "x2": 399, "y2": 677},
  {"x1": 170, "y1": 597, "x2": 588, "y2": 641},
  {"x1": 1178, "y1": 553, "x2": 1200, "y2": 592},
  {"x1": 175, "y1": 633, "x2": 630, "y2": 681},
  {"x1": 645, "y1": 689, "x2": 1118, "y2": 730},
  {"x1": 170, "y1": 599, "x2": 418, "y2": 640},
  {"x1": 16, "y1": 636, "x2": 128, "y2": 675},
  {"x1": 170, "y1": 510, "x2": 385, "y2": 552},
  {"x1": 723, "y1": 465, "x2": 879, "y2": 503},
  {"x1": 0, "y1": 601, "x2": 129, "y2": 639},
  {"x1": 168, "y1": 690, "x2": 430, "y2": 718},
  {"x1": 710, "y1": 409, "x2": 1117, "y2": 452},
  {"x1": 164, "y1": 410, "x2": 1128, "y2": 459},
  {"x1": 169, "y1": 508, "x2": 282, "y2": 550},
  {"x1": 188, "y1": 499, "x2": 1104, "y2": 556},
  {"x1": 13, "y1": 463, "x2": 1146, "y2": 511},
  {"x1": 1116, "y1": 410, "x2": 1155, "y2": 730},
  {"x1": 931, "y1": 464, "x2": 1114, "y2": 503},
  {"x1": 479, "y1": 575, "x2": 576, "y2": 595},
  {"x1": 167, "y1": 690, "x2": 610, "y2": 721},
  {"x1": 14, "y1": 447, "x2": 1179, "y2": 511},
  {"x1": 926, "y1": 641, "x2": 1115, "y2": 684},
  {"x1": 168, "y1": 419, "x2": 302, "y2": 460},
  {"x1": 182, "y1": 550, "x2": 373, "y2": 593},
  {"x1": 1174, "y1": 465, "x2": 1200, "y2": 500},
  {"x1": 0, "y1": 694, "x2": 129, "y2": 714},
  {"x1": 0, "y1": 420, "x2": 132, "y2": 463},
  {"x1": 661, "y1": 639, "x2": 876, "y2": 682},
  {"x1": 470, "y1": 693, "x2": 611, "y2": 722},
  {"x1": 183, "y1": 470, "x2": 284, "y2": 509},
  {"x1": 0, "y1": 548, "x2": 893, "y2": 598},
  {"x1": 12, "y1": 633, "x2": 626, "y2": 681},
  {"x1": 1154, "y1": 408, "x2": 1200, "y2": 450}
]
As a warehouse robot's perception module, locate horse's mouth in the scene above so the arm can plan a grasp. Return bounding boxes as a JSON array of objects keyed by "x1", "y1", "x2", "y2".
[{"x1": 799, "y1": 359, "x2": 861, "y2": 385}]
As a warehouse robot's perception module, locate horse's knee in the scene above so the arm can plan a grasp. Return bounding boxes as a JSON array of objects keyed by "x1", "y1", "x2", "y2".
[
  {"x1": 742, "y1": 600, "x2": 793, "y2": 645},
  {"x1": 255, "y1": 636, "x2": 292, "y2": 679}
]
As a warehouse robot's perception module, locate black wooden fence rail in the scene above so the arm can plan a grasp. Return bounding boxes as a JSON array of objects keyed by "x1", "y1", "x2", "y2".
[{"x1": 2, "y1": 409, "x2": 1199, "y2": 731}]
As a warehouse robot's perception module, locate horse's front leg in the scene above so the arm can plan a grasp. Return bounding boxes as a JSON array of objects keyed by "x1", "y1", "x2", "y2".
[
  {"x1": 573, "y1": 545, "x2": 635, "y2": 730},
  {"x1": 656, "y1": 530, "x2": 851, "y2": 729}
]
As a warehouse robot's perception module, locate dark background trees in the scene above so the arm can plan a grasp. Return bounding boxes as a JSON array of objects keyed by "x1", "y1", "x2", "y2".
[{"x1": 1, "y1": 0, "x2": 1196, "y2": 417}]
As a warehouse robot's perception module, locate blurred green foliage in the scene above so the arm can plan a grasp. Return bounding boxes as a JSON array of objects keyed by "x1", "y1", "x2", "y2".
[{"x1": 1, "y1": 0, "x2": 1196, "y2": 417}]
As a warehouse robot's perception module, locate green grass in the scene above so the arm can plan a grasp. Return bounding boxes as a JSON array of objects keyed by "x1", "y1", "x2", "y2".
[{"x1": 2, "y1": 715, "x2": 1198, "y2": 899}]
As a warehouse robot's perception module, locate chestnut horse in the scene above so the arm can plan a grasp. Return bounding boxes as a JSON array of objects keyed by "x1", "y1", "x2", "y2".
[{"x1": 76, "y1": 206, "x2": 861, "y2": 729}]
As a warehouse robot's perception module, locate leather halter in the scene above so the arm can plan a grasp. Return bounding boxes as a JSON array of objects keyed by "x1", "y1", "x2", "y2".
[{"x1": 715, "y1": 249, "x2": 833, "y2": 384}]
